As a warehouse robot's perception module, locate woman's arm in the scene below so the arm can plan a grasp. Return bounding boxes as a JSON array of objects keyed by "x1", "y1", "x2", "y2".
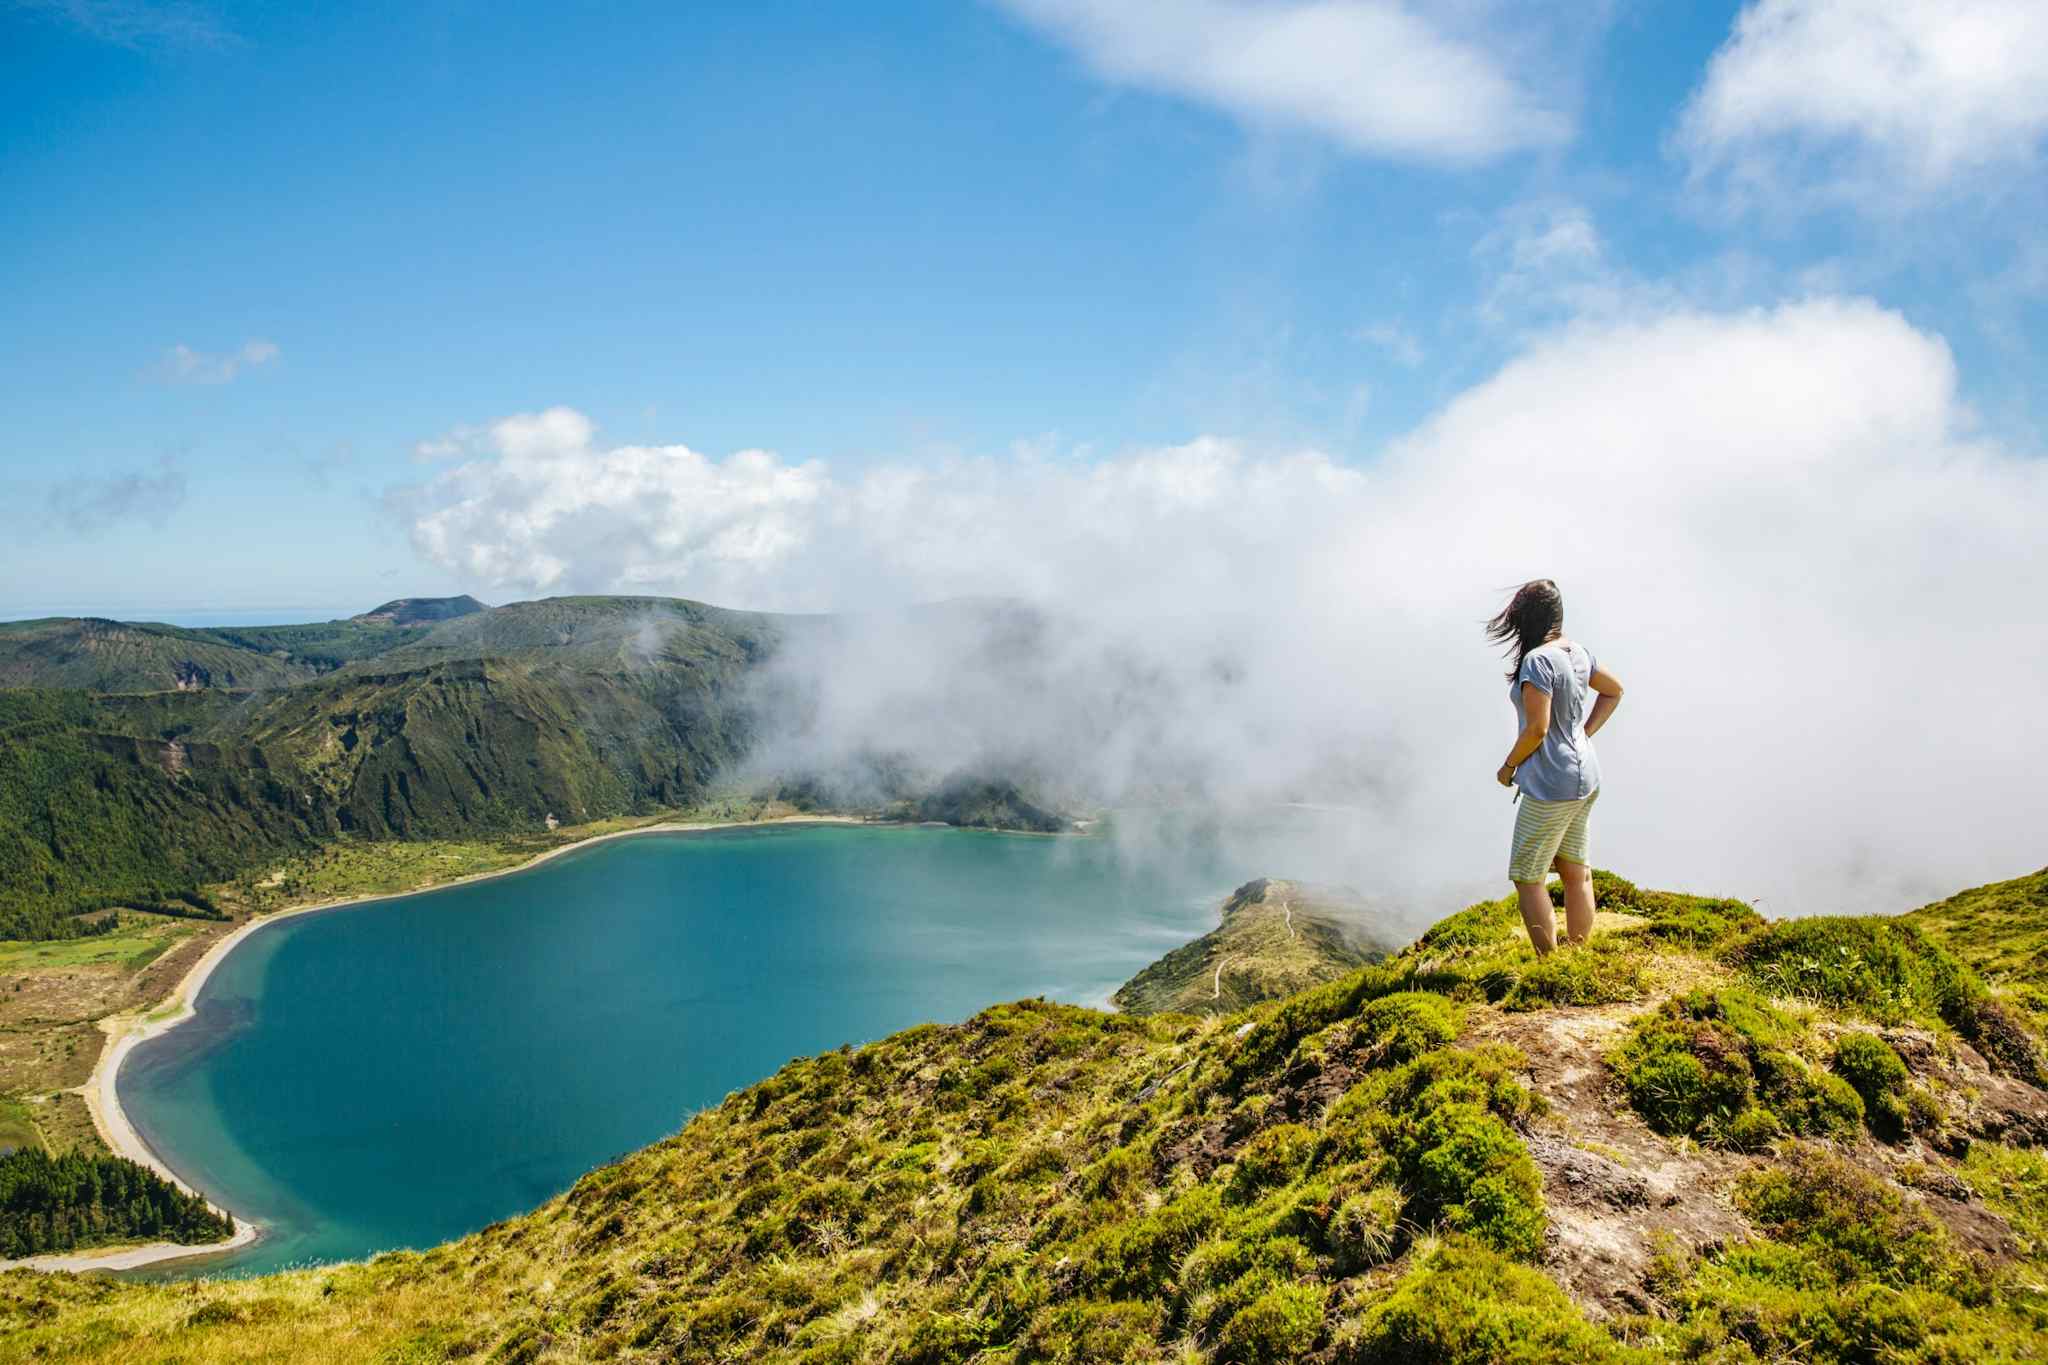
[
  {"x1": 1497, "y1": 684, "x2": 1551, "y2": 785},
  {"x1": 1586, "y1": 666, "x2": 1624, "y2": 737}
]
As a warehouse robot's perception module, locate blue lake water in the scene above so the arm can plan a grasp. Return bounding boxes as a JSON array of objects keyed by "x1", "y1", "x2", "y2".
[{"x1": 122, "y1": 818, "x2": 1383, "y2": 1275}]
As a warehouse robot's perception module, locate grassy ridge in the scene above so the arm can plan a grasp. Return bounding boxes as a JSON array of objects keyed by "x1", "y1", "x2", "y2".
[
  {"x1": 0, "y1": 620, "x2": 316, "y2": 694},
  {"x1": 0, "y1": 869, "x2": 2041, "y2": 1362},
  {"x1": 1113, "y1": 879, "x2": 1393, "y2": 1016},
  {"x1": 1906, "y1": 868, "x2": 2048, "y2": 1025}
]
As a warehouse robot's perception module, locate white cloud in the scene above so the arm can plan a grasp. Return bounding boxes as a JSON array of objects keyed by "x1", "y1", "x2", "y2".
[
  {"x1": 1473, "y1": 199, "x2": 1668, "y2": 330},
  {"x1": 995, "y1": 0, "x2": 1572, "y2": 164},
  {"x1": 1680, "y1": 0, "x2": 2048, "y2": 205},
  {"x1": 400, "y1": 300, "x2": 2047, "y2": 918},
  {"x1": 155, "y1": 338, "x2": 279, "y2": 385},
  {"x1": 401, "y1": 407, "x2": 829, "y2": 594}
]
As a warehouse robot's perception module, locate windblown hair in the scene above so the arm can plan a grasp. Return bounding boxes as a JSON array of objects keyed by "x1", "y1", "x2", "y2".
[{"x1": 1487, "y1": 579, "x2": 1564, "y2": 682}]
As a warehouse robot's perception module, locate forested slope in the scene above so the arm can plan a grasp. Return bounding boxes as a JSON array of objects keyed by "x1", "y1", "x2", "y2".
[
  {"x1": 0, "y1": 1150, "x2": 231, "y2": 1259},
  {"x1": 0, "y1": 598, "x2": 778, "y2": 934}
]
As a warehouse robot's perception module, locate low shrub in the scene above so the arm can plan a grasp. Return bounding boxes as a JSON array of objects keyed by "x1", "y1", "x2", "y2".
[
  {"x1": 1352, "y1": 992, "x2": 1463, "y2": 1063},
  {"x1": 1612, "y1": 989, "x2": 1865, "y2": 1145},
  {"x1": 1831, "y1": 1032, "x2": 1913, "y2": 1139},
  {"x1": 1217, "y1": 1281, "x2": 1327, "y2": 1364},
  {"x1": 1332, "y1": 1239, "x2": 1648, "y2": 1364}
]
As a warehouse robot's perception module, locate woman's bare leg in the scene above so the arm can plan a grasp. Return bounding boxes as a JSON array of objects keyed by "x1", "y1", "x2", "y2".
[
  {"x1": 1515, "y1": 880, "x2": 1557, "y2": 955},
  {"x1": 1557, "y1": 859, "x2": 1596, "y2": 945}
]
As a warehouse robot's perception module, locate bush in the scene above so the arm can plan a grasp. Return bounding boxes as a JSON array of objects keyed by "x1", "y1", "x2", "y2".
[
  {"x1": 1831, "y1": 1032, "x2": 1913, "y2": 1139},
  {"x1": 1404, "y1": 1103, "x2": 1545, "y2": 1257},
  {"x1": 1499, "y1": 938, "x2": 1646, "y2": 1011},
  {"x1": 1333, "y1": 1239, "x2": 1647, "y2": 1364},
  {"x1": 1328, "y1": 1187, "x2": 1403, "y2": 1272},
  {"x1": 1613, "y1": 1018, "x2": 1753, "y2": 1137},
  {"x1": 1227, "y1": 1125, "x2": 1317, "y2": 1202},
  {"x1": 1218, "y1": 1281, "x2": 1325, "y2": 1364},
  {"x1": 1736, "y1": 1146, "x2": 1965, "y2": 1290},
  {"x1": 1613, "y1": 990, "x2": 1867, "y2": 1146},
  {"x1": 900, "y1": 1313, "x2": 987, "y2": 1365},
  {"x1": 1353, "y1": 992, "x2": 1462, "y2": 1063}
]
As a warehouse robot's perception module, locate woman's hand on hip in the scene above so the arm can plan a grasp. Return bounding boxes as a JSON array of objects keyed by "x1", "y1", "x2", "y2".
[{"x1": 1496, "y1": 763, "x2": 1516, "y2": 788}]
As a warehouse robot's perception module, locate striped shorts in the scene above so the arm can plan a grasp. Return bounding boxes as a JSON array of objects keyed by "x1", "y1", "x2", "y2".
[{"x1": 1508, "y1": 789, "x2": 1598, "y2": 883}]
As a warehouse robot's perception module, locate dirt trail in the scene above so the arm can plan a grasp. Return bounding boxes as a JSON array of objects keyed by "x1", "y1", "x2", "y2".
[
  {"x1": 1470, "y1": 986, "x2": 2043, "y2": 1319},
  {"x1": 1468, "y1": 1002, "x2": 1756, "y2": 1318}
]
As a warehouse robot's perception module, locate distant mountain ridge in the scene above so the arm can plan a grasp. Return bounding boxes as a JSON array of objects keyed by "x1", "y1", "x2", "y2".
[
  {"x1": 352, "y1": 595, "x2": 488, "y2": 627},
  {"x1": 0, "y1": 594, "x2": 1067, "y2": 934}
]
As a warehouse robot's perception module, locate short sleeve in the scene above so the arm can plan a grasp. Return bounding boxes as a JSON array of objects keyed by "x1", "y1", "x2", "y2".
[{"x1": 1517, "y1": 650, "x2": 1557, "y2": 695}]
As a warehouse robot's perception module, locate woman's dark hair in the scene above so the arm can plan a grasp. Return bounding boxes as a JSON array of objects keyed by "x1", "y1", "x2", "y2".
[{"x1": 1487, "y1": 579, "x2": 1564, "y2": 682}]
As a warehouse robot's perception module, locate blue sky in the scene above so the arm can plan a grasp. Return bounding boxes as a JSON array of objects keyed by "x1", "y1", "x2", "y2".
[{"x1": 3, "y1": 0, "x2": 2044, "y2": 621}]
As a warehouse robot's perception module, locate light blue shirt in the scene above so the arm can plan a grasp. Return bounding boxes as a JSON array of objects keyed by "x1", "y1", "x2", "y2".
[{"x1": 1510, "y1": 640, "x2": 1601, "y2": 802}]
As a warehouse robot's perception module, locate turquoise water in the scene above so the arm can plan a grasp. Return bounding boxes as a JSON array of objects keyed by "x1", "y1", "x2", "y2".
[{"x1": 122, "y1": 820, "x2": 1368, "y2": 1275}]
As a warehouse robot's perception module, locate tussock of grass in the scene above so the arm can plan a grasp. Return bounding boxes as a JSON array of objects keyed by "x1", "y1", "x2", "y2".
[
  {"x1": 1629, "y1": 1145, "x2": 2047, "y2": 1363},
  {"x1": 1334, "y1": 1238, "x2": 1654, "y2": 1364},
  {"x1": 1612, "y1": 988, "x2": 1867, "y2": 1148},
  {"x1": 1727, "y1": 916, "x2": 2046, "y2": 1083}
]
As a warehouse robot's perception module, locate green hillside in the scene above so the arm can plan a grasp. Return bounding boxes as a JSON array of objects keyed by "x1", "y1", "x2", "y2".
[
  {"x1": 0, "y1": 598, "x2": 784, "y2": 930},
  {"x1": 345, "y1": 596, "x2": 791, "y2": 674},
  {"x1": 1114, "y1": 879, "x2": 1393, "y2": 1015},
  {"x1": 3, "y1": 867, "x2": 2042, "y2": 1363},
  {"x1": 0, "y1": 619, "x2": 318, "y2": 694},
  {"x1": 0, "y1": 691, "x2": 334, "y2": 938},
  {"x1": 0, "y1": 596, "x2": 1084, "y2": 935},
  {"x1": 1906, "y1": 868, "x2": 2047, "y2": 1022}
]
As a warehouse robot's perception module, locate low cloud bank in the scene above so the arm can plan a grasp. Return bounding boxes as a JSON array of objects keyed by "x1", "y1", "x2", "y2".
[{"x1": 400, "y1": 298, "x2": 2047, "y2": 917}]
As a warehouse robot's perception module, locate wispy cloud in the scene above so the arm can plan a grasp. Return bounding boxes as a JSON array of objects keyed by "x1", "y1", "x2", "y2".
[
  {"x1": 47, "y1": 459, "x2": 188, "y2": 531},
  {"x1": 994, "y1": 0, "x2": 1573, "y2": 164},
  {"x1": 1679, "y1": 0, "x2": 2048, "y2": 210},
  {"x1": 152, "y1": 338, "x2": 278, "y2": 385},
  {"x1": 16, "y1": 0, "x2": 234, "y2": 48},
  {"x1": 1353, "y1": 322, "x2": 1424, "y2": 367}
]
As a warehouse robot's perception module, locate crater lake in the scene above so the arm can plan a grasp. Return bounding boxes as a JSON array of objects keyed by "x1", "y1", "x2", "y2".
[{"x1": 119, "y1": 816, "x2": 1389, "y2": 1274}]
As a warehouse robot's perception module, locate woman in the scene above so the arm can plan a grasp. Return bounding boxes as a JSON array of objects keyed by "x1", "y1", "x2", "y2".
[{"x1": 1488, "y1": 579, "x2": 1624, "y2": 955}]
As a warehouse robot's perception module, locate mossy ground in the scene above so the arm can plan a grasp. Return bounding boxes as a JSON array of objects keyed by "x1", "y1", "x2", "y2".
[{"x1": 0, "y1": 869, "x2": 2042, "y2": 1363}]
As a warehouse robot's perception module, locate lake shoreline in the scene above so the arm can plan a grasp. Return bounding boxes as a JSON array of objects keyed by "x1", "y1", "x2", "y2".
[{"x1": 13, "y1": 812, "x2": 890, "y2": 1276}]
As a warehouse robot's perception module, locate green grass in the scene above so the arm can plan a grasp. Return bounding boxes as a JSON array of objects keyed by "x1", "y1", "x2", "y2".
[
  {"x1": 0, "y1": 920, "x2": 187, "y2": 972},
  {"x1": 1396, "y1": 874, "x2": 1755, "y2": 1012},
  {"x1": 1907, "y1": 868, "x2": 2048, "y2": 1025},
  {"x1": 0, "y1": 1100, "x2": 39, "y2": 1156},
  {"x1": 1728, "y1": 914, "x2": 2046, "y2": 1082},
  {"x1": 1630, "y1": 1145, "x2": 2045, "y2": 1363}
]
